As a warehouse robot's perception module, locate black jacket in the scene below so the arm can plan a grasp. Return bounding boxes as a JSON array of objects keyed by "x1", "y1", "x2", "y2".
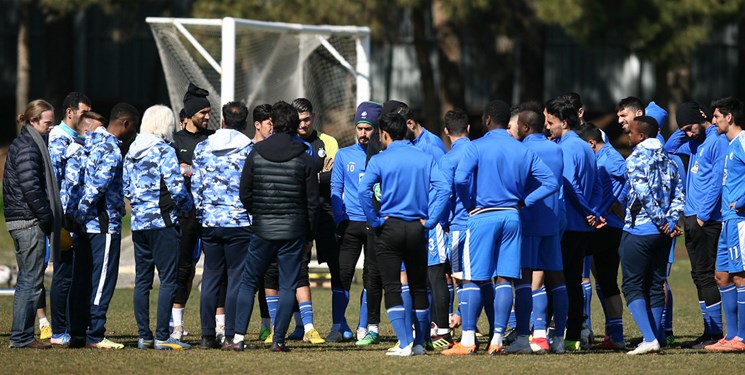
[
  {"x1": 240, "y1": 133, "x2": 319, "y2": 241},
  {"x1": 2, "y1": 126, "x2": 53, "y2": 234},
  {"x1": 172, "y1": 127, "x2": 214, "y2": 191}
]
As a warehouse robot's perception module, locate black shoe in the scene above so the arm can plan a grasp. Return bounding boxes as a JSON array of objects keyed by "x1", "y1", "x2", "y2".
[
  {"x1": 68, "y1": 336, "x2": 87, "y2": 349},
  {"x1": 10, "y1": 340, "x2": 51, "y2": 349},
  {"x1": 201, "y1": 336, "x2": 221, "y2": 349},
  {"x1": 681, "y1": 333, "x2": 723, "y2": 349},
  {"x1": 431, "y1": 333, "x2": 454, "y2": 350},
  {"x1": 270, "y1": 342, "x2": 291, "y2": 352},
  {"x1": 224, "y1": 341, "x2": 244, "y2": 351}
]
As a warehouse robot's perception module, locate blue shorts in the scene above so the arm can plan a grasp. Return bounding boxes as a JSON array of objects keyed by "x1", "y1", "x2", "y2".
[
  {"x1": 717, "y1": 219, "x2": 745, "y2": 273},
  {"x1": 521, "y1": 234, "x2": 563, "y2": 271},
  {"x1": 449, "y1": 229, "x2": 468, "y2": 278},
  {"x1": 463, "y1": 210, "x2": 521, "y2": 281},
  {"x1": 428, "y1": 224, "x2": 449, "y2": 266}
]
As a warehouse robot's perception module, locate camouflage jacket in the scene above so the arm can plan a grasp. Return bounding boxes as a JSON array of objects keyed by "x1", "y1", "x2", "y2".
[
  {"x1": 61, "y1": 138, "x2": 86, "y2": 216},
  {"x1": 124, "y1": 133, "x2": 193, "y2": 230},
  {"x1": 48, "y1": 122, "x2": 78, "y2": 188},
  {"x1": 191, "y1": 129, "x2": 252, "y2": 227},
  {"x1": 76, "y1": 127, "x2": 125, "y2": 234}
]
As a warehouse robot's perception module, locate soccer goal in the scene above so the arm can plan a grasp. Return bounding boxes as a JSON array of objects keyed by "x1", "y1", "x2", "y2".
[{"x1": 146, "y1": 17, "x2": 371, "y2": 145}]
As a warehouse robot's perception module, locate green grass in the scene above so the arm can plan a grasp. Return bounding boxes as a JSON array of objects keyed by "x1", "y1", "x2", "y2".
[{"x1": 1, "y1": 257, "x2": 744, "y2": 374}]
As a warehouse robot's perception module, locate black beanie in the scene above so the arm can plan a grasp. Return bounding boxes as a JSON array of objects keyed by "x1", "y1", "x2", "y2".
[
  {"x1": 675, "y1": 102, "x2": 707, "y2": 127},
  {"x1": 183, "y1": 83, "x2": 210, "y2": 117}
]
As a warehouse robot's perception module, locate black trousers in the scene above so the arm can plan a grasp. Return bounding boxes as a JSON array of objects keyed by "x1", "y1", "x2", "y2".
[
  {"x1": 365, "y1": 224, "x2": 383, "y2": 325},
  {"x1": 590, "y1": 226, "x2": 622, "y2": 298},
  {"x1": 683, "y1": 215, "x2": 722, "y2": 306},
  {"x1": 174, "y1": 212, "x2": 200, "y2": 305},
  {"x1": 376, "y1": 218, "x2": 428, "y2": 310},
  {"x1": 427, "y1": 263, "x2": 450, "y2": 329},
  {"x1": 561, "y1": 230, "x2": 590, "y2": 341},
  {"x1": 338, "y1": 221, "x2": 367, "y2": 291}
]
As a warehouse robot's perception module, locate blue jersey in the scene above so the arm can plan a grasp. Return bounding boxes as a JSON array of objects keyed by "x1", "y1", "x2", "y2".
[
  {"x1": 439, "y1": 137, "x2": 472, "y2": 231},
  {"x1": 521, "y1": 133, "x2": 564, "y2": 236},
  {"x1": 413, "y1": 128, "x2": 446, "y2": 161},
  {"x1": 594, "y1": 143, "x2": 627, "y2": 229},
  {"x1": 455, "y1": 129, "x2": 559, "y2": 213},
  {"x1": 331, "y1": 143, "x2": 368, "y2": 223},
  {"x1": 722, "y1": 131, "x2": 745, "y2": 221},
  {"x1": 664, "y1": 125, "x2": 728, "y2": 221},
  {"x1": 359, "y1": 140, "x2": 449, "y2": 229},
  {"x1": 558, "y1": 130, "x2": 601, "y2": 232}
]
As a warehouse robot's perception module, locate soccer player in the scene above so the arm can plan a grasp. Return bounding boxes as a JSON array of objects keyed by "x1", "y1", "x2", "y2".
[
  {"x1": 73, "y1": 103, "x2": 139, "y2": 349},
  {"x1": 47, "y1": 92, "x2": 91, "y2": 345},
  {"x1": 576, "y1": 122, "x2": 627, "y2": 350},
  {"x1": 704, "y1": 97, "x2": 745, "y2": 351},
  {"x1": 328, "y1": 102, "x2": 383, "y2": 343},
  {"x1": 443, "y1": 100, "x2": 559, "y2": 356},
  {"x1": 233, "y1": 101, "x2": 319, "y2": 352},
  {"x1": 616, "y1": 97, "x2": 645, "y2": 133},
  {"x1": 664, "y1": 101, "x2": 728, "y2": 348},
  {"x1": 359, "y1": 112, "x2": 449, "y2": 356},
  {"x1": 510, "y1": 103, "x2": 568, "y2": 354},
  {"x1": 544, "y1": 96, "x2": 603, "y2": 352},
  {"x1": 622, "y1": 116, "x2": 684, "y2": 355},
  {"x1": 191, "y1": 102, "x2": 253, "y2": 349},
  {"x1": 124, "y1": 105, "x2": 193, "y2": 350}
]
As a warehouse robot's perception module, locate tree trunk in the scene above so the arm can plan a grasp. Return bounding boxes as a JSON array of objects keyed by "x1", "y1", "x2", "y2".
[
  {"x1": 16, "y1": 0, "x2": 30, "y2": 135},
  {"x1": 656, "y1": 60, "x2": 692, "y2": 136},
  {"x1": 515, "y1": 2, "x2": 544, "y2": 103},
  {"x1": 433, "y1": 1, "x2": 465, "y2": 121},
  {"x1": 411, "y1": 0, "x2": 441, "y2": 136}
]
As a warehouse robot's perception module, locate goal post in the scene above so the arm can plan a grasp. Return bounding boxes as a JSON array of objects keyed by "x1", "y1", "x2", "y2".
[{"x1": 146, "y1": 16, "x2": 371, "y2": 145}]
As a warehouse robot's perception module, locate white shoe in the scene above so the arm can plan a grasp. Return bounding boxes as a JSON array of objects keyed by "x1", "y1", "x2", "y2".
[
  {"x1": 356, "y1": 328, "x2": 368, "y2": 341},
  {"x1": 386, "y1": 344, "x2": 412, "y2": 357},
  {"x1": 627, "y1": 339, "x2": 660, "y2": 355},
  {"x1": 216, "y1": 324, "x2": 226, "y2": 344},
  {"x1": 171, "y1": 325, "x2": 184, "y2": 340},
  {"x1": 550, "y1": 337, "x2": 565, "y2": 354},
  {"x1": 412, "y1": 344, "x2": 427, "y2": 355}
]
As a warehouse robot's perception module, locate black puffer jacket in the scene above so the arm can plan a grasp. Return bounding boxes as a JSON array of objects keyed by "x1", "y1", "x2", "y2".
[
  {"x1": 2, "y1": 126, "x2": 53, "y2": 234},
  {"x1": 240, "y1": 133, "x2": 319, "y2": 241}
]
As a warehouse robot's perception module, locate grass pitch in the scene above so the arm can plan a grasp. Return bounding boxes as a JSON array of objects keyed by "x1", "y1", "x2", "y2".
[{"x1": 1, "y1": 257, "x2": 743, "y2": 374}]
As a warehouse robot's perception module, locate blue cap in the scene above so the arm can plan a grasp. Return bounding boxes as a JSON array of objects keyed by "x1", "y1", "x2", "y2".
[
  {"x1": 354, "y1": 101, "x2": 383, "y2": 128},
  {"x1": 645, "y1": 101, "x2": 668, "y2": 129}
]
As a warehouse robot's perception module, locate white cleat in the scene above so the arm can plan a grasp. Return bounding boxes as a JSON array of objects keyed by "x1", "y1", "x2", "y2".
[{"x1": 627, "y1": 339, "x2": 660, "y2": 355}]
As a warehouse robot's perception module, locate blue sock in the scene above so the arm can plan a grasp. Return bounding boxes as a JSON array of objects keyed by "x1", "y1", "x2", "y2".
[
  {"x1": 414, "y1": 309, "x2": 429, "y2": 346},
  {"x1": 648, "y1": 306, "x2": 664, "y2": 342},
  {"x1": 582, "y1": 281, "x2": 592, "y2": 329},
  {"x1": 299, "y1": 301, "x2": 314, "y2": 327},
  {"x1": 448, "y1": 282, "x2": 455, "y2": 314},
  {"x1": 331, "y1": 288, "x2": 350, "y2": 330},
  {"x1": 628, "y1": 299, "x2": 656, "y2": 342},
  {"x1": 664, "y1": 283, "x2": 674, "y2": 332},
  {"x1": 737, "y1": 286, "x2": 745, "y2": 339},
  {"x1": 551, "y1": 284, "x2": 569, "y2": 336},
  {"x1": 700, "y1": 301, "x2": 711, "y2": 334},
  {"x1": 358, "y1": 289, "x2": 368, "y2": 330},
  {"x1": 387, "y1": 306, "x2": 411, "y2": 348},
  {"x1": 606, "y1": 317, "x2": 624, "y2": 343},
  {"x1": 427, "y1": 288, "x2": 433, "y2": 334},
  {"x1": 266, "y1": 295, "x2": 279, "y2": 325},
  {"x1": 493, "y1": 282, "x2": 513, "y2": 335},
  {"x1": 532, "y1": 287, "x2": 548, "y2": 331},
  {"x1": 720, "y1": 284, "x2": 737, "y2": 340},
  {"x1": 459, "y1": 283, "x2": 482, "y2": 332},
  {"x1": 514, "y1": 283, "x2": 532, "y2": 336},
  {"x1": 706, "y1": 301, "x2": 724, "y2": 336},
  {"x1": 401, "y1": 284, "x2": 413, "y2": 345},
  {"x1": 508, "y1": 310, "x2": 517, "y2": 329},
  {"x1": 479, "y1": 282, "x2": 495, "y2": 333}
]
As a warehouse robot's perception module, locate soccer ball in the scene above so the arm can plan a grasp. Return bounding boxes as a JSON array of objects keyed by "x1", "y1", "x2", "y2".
[{"x1": 0, "y1": 265, "x2": 12, "y2": 287}]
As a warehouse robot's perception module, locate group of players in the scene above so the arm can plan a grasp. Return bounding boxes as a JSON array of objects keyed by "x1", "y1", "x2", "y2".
[{"x1": 9, "y1": 82, "x2": 745, "y2": 357}]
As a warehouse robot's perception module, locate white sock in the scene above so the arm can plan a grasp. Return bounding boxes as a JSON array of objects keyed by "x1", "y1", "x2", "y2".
[
  {"x1": 172, "y1": 308, "x2": 184, "y2": 327},
  {"x1": 38, "y1": 317, "x2": 49, "y2": 327},
  {"x1": 368, "y1": 324, "x2": 379, "y2": 334},
  {"x1": 233, "y1": 333, "x2": 245, "y2": 343},
  {"x1": 490, "y1": 333, "x2": 503, "y2": 346},
  {"x1": 304, "y1": 323, "x2": 315, "y2": 333},
  {"x1": 437, "y1": 328, "x2": 449, "y2": 335},
  {"x1": 215, "y1": 314, "x2": 225, "y2": 326},
  {"x1": 461, "y1": 330, "x2": 476, "y2": 346},
  {"x1": 261, "y1": 318, "x2": 272, "y2": 329},
  {"x1": 533, "y1": 329, "x2": 547, "y2": 339}
]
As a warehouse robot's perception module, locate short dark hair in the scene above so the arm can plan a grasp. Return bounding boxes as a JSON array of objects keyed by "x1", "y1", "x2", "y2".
[
  {"x1": 510, "y1": 105, "x2": 521, "y2": 118},
  {"x1": 558, "y1": 92, "x2": 583, "y2": 113},
  {"x1": 545, "y1": 97, "x2": 580, "y2": 130},
  {"x1": 617, "y1": 96, "x2": 645, "y2": 113},
  {"x1": 519, "y1": 108, "x2": 545, "y2": 134},
  {"x1": 483, "y1": 99, "x2": 511, "y2": 128},
  {"x1": 576, "y1": 122, "x2": 604, "y2": 143},
  {"x1": 379, "y1": 113, "x2": 408, "y2": 141},
  {"x1": 178, "y1": 108, "x2": 187, "y2": 123},
  {"x1": 271, "y1": 101, "x2": 300, "y2": 135},
  {"x1": 80, "y1": 111, "x2": 108, "y2": 127},
  {"x1": 109, "y1": 103, "x2": 140, "y2": 124},
  {"x1": 291, "y1": 98, "x2": 313, "y2": 114},
  {"x1": 62, "y1": 92, "x2": 91, "y2": 111},
  {"x1": 222, "y1": 101, "x2": 248, "y2": 130},
  {"x1": 634, "y1": 116, "x2": 659, "y2": 138},
  {"x1": 444, "y1": 108, "x2": 469, "y2": 136},
  {"x1": 711, "y1": 96, "x2": 744, "y2": 125},
  {"x1": 253, "y1": 104, "x2": 272, "y2": 123}
]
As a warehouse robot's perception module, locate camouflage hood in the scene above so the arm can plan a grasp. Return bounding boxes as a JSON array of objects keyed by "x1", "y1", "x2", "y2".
[
  {"x1": 128, "y1": 133, "x2": 163, "y2": 160},
  {"x1": 204, "y1": 128, "x2": 251, "y2": 155}
]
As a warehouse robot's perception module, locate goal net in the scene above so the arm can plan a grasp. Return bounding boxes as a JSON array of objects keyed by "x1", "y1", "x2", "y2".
[{"x1": 146, "y1": 17, "x2": 371, "y2": 146}]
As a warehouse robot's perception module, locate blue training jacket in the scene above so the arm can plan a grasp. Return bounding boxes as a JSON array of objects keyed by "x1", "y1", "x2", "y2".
[
  {"x1": 594, "y1": 143, "x2": 627, "y2": 229},
  {"x1": 558, "y1": 130, "x2": 601, "y2": 232},
  {"x1": 359, "y1": 140, "x2": 449, "y2": 229},
  {"x1": 454, "y1": 129, "x2": 559, "y2": 214},
  {"x1": 664, "y1": 125, "x2": 728, "y2": 222},
  {"x1": 413, "y1": 128, "x2": 447, "y2": 161},
  {"x1": 440, "y1": 137, "x2": 473, "y2": 231},
  {"x1": 331, "y1": 143, "x2": 368, "y2": 223},
  {"x1": 722, "y1": 131, "x2": 745, "y2": 221},
  {"x1": 521, "y1": 133, "x2": 565, "y2": 236}
]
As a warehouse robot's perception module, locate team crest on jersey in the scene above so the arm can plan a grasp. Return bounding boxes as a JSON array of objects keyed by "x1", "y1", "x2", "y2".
[
  {"x1": 691, "y1": 161, "x2": 699, "y2": 174},
  {"x1": 319, "y1": 148, "x2": 326, "y2": 158}
]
